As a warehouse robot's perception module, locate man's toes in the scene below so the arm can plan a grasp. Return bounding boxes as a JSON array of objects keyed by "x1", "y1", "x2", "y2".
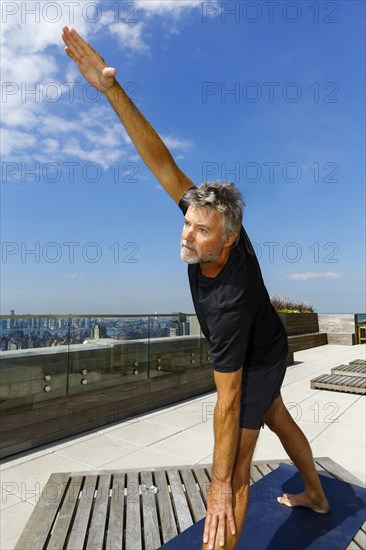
[{"x1": 277, "y1": 494, "x2": 292, "y2": 507}]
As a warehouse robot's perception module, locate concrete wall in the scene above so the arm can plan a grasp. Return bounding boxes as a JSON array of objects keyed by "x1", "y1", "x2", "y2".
[
  {"x1": 318, "y1": 314, "x2": 356, "y2": 345},
  {"x1": 318, "y1": 313, "x2": 356, "y2": 333}
]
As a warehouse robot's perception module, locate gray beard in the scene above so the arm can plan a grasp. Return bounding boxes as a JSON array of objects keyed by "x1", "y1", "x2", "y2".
[{"x1": 180, "y1": 247, "x2": 222, "y2": 264}]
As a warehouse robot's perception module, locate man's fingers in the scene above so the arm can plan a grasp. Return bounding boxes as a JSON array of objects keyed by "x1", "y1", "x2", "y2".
[
  {"x1": 203, "y1": 513, "x2": 211, "y2": 544},
  {"x1": 208, "y1": 516, "x2": 219, "y2": 549},
  {"x1": 69, "y1": 27, "x2": 93, "y2": 58},
  {"x1": 203, "y1": 511, "x2": 235, "y2": 548},
  {"x1": 228, "y1": 513, "x2": 236, "y2": 535},
  {"x1": 64, "y1": 46, "x2": 75, "y2": 61},
  {"x1": 62, "y1": 26, "x2": 90, "y2": 61},
  {"x1": 218, "y1": 515, "x2": 226, "y2": 547},
  {"x1": 62, "y1": 27, "x2": 83, "y2": 62}
]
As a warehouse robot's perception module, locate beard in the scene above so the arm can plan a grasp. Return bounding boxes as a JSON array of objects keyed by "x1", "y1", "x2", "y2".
[{"x1": 180, "y1": 240, "x2": 223, "y2": 264}]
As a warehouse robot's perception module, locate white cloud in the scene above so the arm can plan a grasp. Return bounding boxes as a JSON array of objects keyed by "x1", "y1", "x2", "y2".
[
  {"x1": 109, "y1": 22, "x2": 150, "y2": 55},
  {"x1": 161, "y1": 135, "x2": 193, "y2": 151},
  {"x1": 61, "y1": 137, "x2": 119, "y2": 168},
  {"x1": 108, "y1": 1, "x2": 201, "y2": 54},
  {"x1": 1, "y1": 128, "x2": 37, "y2": 156},
  {"x1": 64, "y1": 273, "x2": 84, "y2": 280},
  {"x1": 1, "y1": 0, "x2": 199, "y2": 164},
  {"x1": 42, "y1": 138, "x2": 60, "y2": 153},
  {"x1": 287, "y1": 272, "x2": 342, "y2": 281},
  {"x1": 138, "y1": 1, "x2": 202, "y2": 17}
]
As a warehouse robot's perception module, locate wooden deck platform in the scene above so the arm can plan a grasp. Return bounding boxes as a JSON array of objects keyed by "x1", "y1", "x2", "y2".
[
  {"x1": 349, "y1": 359, "x2": 366, "y2": 366},
  {"x1": 311, "y1": 359, "x2": 366, "y2": 395},
  {"x1": 331, "y1": 364, "x2": 366, "y2": 378},
  {"x1": 311, "y1": 374, "x2": 366, "y2": 394},
  {"x1": 15, "y1": 457, "x2": 365, "y2": 550}
]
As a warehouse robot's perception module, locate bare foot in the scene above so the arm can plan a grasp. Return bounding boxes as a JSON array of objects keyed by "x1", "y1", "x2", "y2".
[{"x1": 277, "y1": 491, "x2": 330, "y2": 514}]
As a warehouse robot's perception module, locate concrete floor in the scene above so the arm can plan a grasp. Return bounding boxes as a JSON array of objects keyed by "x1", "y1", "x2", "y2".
[{"x1": 1, "y1": 344, "x2": 365, "y2": 549}]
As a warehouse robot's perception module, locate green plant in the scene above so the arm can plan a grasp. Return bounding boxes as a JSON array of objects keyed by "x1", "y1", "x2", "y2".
[{"x1": 270, "y1": 295, "x2": 315, "y2": 313}]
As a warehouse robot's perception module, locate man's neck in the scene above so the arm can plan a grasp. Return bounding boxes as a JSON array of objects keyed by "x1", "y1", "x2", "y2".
[{"x1": 199, "y1": 247, "x2": 232, "y2": 278}]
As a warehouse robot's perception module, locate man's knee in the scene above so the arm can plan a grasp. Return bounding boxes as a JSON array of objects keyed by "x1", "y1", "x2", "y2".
[{"x1": 264, "y1": 400, "x2": 295, "y2": 434}]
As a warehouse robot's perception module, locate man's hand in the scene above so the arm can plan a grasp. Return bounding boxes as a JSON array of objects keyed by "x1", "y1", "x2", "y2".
[
  {"x1": 61, "y1": 26, "x2": 116, "y2": 93},
  {"x1": 203, "y1": 478, "x2": 236, "y2": 549}
]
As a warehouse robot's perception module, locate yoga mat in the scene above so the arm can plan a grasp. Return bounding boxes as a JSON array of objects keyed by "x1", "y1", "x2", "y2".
[{"x1": 159, "y1": 463, "x2": 366, "y2": 549}]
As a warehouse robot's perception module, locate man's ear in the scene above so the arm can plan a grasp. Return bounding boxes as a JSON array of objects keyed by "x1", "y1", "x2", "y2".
[{"x1": 223, "y1": 231, "x2": 239, "y2": 248}]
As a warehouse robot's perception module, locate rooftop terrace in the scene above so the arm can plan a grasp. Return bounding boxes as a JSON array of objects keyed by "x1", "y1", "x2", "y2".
[{"x1": 1, "y1": 343, "x2": 365, "y2": 549}]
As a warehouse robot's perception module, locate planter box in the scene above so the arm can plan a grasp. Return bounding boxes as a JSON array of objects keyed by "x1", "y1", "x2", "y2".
[{"x1": 278, "y1": 313, "x2": 319, "y2": 336}]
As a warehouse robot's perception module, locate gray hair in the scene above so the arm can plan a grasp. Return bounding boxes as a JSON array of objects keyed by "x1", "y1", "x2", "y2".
[{"x1": 182, "y1": 181, "x2": 244, "y2": 242}]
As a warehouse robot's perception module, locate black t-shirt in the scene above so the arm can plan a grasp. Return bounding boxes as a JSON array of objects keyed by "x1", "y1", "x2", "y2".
[{"x1": 179, "y1": 194, "x2": 288, "y2": 372}]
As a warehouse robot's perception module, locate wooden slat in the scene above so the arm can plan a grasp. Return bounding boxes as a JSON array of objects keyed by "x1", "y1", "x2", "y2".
[
  {"x1": 315, "y1": 457, "x2": 365, "y2": 486},
  {"x1": 154, "y1": 470, "x2": 178, "y2": 544},
  {"x1": 250, "y1": 464, "x2": 263, "y2": 483},
  {"x1": 255, "y1": 462, "x2": 272, "y2": 477},
  {"x1": 180, "y1": 468, "x2": 206, "y2": 522},
  {"x1": 47, "y1": 476, "x2": 84, "y2": 550},
  {"x1": 167, "y1": 469, "x2": 193, "y2": 532},
  {"x1": 15, "y1": 472, "x2": 69, "y2": 550},
  {"x1": 125, "y1": 471, "x2": 142, "y2": 550},
  {"x1": 312, "y1": 374, "x2": 331, "y2": 383},
  {"x1": 331, "y1": 374, "x2": 348, "y2": 384},
  {"x1": 86, "y1": 474, "x2": 111, "y2": 550},
  {"x1": 192, "y1": 467, "x2": 211, "y2": 507},
  {"x1": 66, "y1": 475, "x2": 97, "y2": 550},
  {"x1": 353, "y1": 529, "x2": 366, "y2": 549},
  {"x1": 346, "y1": 540, "x2": 362, "y2": 550},
  {"x1": 106, "y1": 474, "x2": 125, "y2": 550},
  {"x1": 140, "y1": 470, "x2": 161, "y2": 550},
  {"x1": 266, "y1": 461, "x2": 283, "y2": 471}
]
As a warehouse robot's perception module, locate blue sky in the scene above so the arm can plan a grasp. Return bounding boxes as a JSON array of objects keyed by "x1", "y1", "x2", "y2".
[{"x1": 1, "y1": 0, "x2": 365, "y2": 315}]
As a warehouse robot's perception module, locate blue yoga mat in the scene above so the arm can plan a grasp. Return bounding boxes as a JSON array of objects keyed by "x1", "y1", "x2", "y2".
[{"x1": 159, "y1": 463, "x2": 366, "y2": 549}]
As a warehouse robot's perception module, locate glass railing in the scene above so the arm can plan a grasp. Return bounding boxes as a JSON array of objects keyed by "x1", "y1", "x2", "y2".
[{"x1": 0, "y1": 314, "x2": 211, "y2": 409}]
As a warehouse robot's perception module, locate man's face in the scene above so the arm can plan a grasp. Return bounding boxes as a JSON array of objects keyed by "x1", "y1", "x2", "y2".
[{"x1": 180, "y1": 205, "x2": 227, "y2": 264}]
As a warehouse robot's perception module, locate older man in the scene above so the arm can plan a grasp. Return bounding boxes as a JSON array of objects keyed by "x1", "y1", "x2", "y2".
[{"x1": 62, "y1": 27, "x2": 329, "y2": 550}]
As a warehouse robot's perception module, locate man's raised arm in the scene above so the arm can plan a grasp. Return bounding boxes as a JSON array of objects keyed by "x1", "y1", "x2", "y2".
[{"x1": 61, "y1": 26, "x2": 195, "y2": 204}]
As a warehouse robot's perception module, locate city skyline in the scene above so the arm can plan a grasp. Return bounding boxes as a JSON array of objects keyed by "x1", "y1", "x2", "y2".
[{"x1": 1, "y1": 311, "x2": 195, "y2": 351}]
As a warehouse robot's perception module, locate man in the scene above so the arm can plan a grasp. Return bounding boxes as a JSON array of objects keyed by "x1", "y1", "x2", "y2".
[{"x1": 62, "y1": 27, "x2": 329, "y2": 549}]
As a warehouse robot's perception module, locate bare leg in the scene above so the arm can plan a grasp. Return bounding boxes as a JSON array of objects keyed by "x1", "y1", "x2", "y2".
[
  {"x1": 264, "y1": 394, "x2": 329, "y2": 513},
  {"x1": 202, "y1": 428, "x2": 260, "y2": 550}
]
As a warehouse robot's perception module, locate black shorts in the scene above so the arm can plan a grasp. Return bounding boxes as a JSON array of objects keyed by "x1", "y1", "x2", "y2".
[{"x1": 239, "y1": 353, "x2": 287, "y2": 430}]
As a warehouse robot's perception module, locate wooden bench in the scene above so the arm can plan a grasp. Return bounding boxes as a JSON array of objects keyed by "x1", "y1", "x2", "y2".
[
  {"x1": 331, "y1": 364, "x2": 366, "y2": 378},
  {"x1": 349, "y1": 359, "x2": 366, "y2": 366},
  {"x1": 311, "y1": 374, "x2": 366, "y2": 395},
  {"x1": 311, "y1": 359, "x2": 366, "y2": 395},
  {"x1": 15, "y1": 458, "x2": 365, "y2": 550}
]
